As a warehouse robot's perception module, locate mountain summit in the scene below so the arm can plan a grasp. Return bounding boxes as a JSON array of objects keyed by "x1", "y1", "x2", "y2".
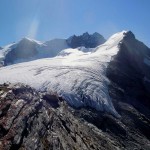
[{"x1": 67, "y1": 32, "x2": 106, "y2": 48}]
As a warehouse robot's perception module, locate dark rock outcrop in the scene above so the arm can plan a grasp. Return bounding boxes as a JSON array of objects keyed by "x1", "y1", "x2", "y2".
[
  {"x1": 67, "y1": 32, "x2": 106, "y2": 48},
  {"x1": 0, "y1": 84, "x2": 118, "y2": 150},
  {"x1": 107, "y1": 31, "x2": 150, "y2": 116},
  {"x1": 0, "y1": 83, "x2": 150, "y2": 150},
  {"x1": 106, "y1": 31, "x2": 150, "y2": 149}
]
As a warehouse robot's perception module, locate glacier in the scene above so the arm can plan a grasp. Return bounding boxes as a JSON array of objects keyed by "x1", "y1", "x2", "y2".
[{"x1": 0, "y1": 31, "x2": 127, "y2": 117}]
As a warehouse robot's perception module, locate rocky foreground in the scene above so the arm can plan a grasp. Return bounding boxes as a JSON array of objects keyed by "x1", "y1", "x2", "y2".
[{"x1": 0, "y1": 83, "x2": 150, "y2": 150}]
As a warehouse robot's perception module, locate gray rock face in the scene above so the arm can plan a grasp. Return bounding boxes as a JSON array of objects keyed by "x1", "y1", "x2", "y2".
[
  {"x1": 106, "y1": 31, "x2": 150, "y2": 149},
  {"x1": 107, "y1": 31, "x2": 150, "y2": 114},
  {"x1": 0, "y1": 83, "x2": 150, "y2": 150},
  {"x1": 67, "y1": 32, "x2": 106, "y2": 48},
  {"x1": 0, "y1": 84, "x2": 118, "y2": 150}
]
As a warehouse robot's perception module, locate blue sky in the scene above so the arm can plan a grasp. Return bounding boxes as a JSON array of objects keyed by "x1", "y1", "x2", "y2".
[{"x1": 0, "y1": 0, "x2": 150, "y2": 47}]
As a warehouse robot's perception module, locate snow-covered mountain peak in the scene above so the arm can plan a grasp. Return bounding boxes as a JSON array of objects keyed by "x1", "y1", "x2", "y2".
[
  {"x1": 0, "y1": 31, "x2": 129, "y2": 118},
  {"x1": 108, "y1": 30, "x2": 127, "y2": 42},
  {"x1": 93, "y1": 30, "x2": 127, "y2": 55},
  {"x1": 21, "y1": 37, "x2": 34, "y2": 42},
  {"x1": 0, "y1": 32, "x2": 107, "y2": 66},
  {"x1": 107, "y1": 30, "x2": 128, "y2": 41},
  {"x1": 1, "y1": 31, "x2": 149, "y2": 118},
  {"x1": 19, "y1": 37, "x2": 43, "y2": 45}
]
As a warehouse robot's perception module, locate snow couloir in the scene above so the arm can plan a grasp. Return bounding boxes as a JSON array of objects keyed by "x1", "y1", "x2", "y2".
[{"x1": 0, "y1": 31, "x2": 128, "y2": 118}]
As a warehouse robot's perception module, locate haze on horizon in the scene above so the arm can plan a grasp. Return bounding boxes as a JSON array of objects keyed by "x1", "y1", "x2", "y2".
[{"x1": 0, "y1": 0, "x2": 150, "y2": 47}]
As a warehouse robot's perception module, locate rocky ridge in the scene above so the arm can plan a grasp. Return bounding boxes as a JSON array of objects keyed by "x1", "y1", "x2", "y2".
[
  {"x1": 66, "y1": 32, "x2": 106, "y2": 48},
  {"x1": 0, "y1": 83, "x2": 150, "y2": 150}
]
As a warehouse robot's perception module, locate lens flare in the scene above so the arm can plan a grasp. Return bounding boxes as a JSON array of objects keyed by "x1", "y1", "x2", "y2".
[{"x1": 28, "y1": 17, "x2": 39, "y2": 39}]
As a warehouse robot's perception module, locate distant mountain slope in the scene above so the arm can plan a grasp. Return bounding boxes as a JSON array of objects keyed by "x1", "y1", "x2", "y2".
[
  {"x1": 1, "y1": 38, "x2": 68, "y2": 65},
  {"x1": 4, "y1": 38, "x2": 39, "y2": 65},
  {"x1": 39, "y1": 39, "x2": 69, "y2": 58},
  {"x1": 0, "y1": 32, "x2": 105, "y2": 66}
]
